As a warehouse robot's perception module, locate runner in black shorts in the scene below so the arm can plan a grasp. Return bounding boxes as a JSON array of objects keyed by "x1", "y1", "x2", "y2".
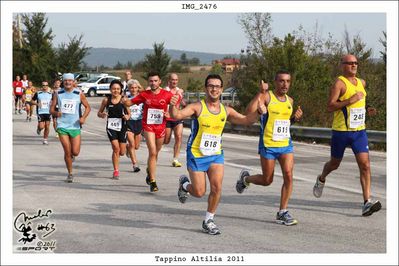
[
  {"x1": 125, "y1": 79, "x2": 144, "y2": 173},
  {"x1": 98, "y1": 80, "x2": 130, "y2": 179}
]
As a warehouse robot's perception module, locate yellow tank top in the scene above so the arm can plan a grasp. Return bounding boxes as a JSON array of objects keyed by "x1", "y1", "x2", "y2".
[
  {"x1": 188, "y1": 100, "x2": 227, "y2": 158},
  {"x1": 262, "y1": 91, "x2": 293, "y2": 148},
  {"x1": 332, "y1": 76, "x2": 367, "y2": 131},
  {"x1": 24, "y1": 88, "x2": 34, "y2": 102}
]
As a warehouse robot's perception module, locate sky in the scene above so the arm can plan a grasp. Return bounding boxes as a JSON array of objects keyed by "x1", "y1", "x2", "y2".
[{"x1": 41, "y1": 12, "x2": 386, "y2": 57}]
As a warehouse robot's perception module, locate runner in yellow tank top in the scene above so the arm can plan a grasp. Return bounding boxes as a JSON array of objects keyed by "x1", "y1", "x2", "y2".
[
  {"x1": 313, "y1": 54, "x2": 381, "y2": 217},
  {"x1": 235, "y1": 70, "x2": 303, "y2": 226},
  {"x1": 23, "y1": 83, "x2": 35, "y2": 121},
  {"x1": 169, "y1": 74, "x2": 266, "y2": 235}
]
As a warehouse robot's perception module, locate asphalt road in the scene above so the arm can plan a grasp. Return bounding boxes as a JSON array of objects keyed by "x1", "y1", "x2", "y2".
[{"x1": 12, "y1": 97, "x2": 386, "y2": 255}]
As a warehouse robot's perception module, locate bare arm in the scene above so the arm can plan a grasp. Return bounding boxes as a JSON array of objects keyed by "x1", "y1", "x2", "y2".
[
  {"x1": 50, "y1": 93, "x2": 58, "y2": 117},
  {"x1": 327, "y1": 79, "x2": 364, "y2": 112},
  {"x1": 97, "y1": 97, "x2": 108, "y2": 118},
  {"x1": 169, "y1": 100, "x2": 200, "y2": 120},
  {"x1": 227, "y1": 106, "x2": 259, "y2": 126},
  {"x1": 245, "y1": 81, "x2": 269, "y2": 114},
  {"x1": 79, "y1": 93, "x2": 91, "y2": 125}
]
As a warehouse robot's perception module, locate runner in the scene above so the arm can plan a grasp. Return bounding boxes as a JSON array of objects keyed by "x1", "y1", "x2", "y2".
[
  {"x1": 51, "y1": 79, "x2": 62, "y2": 138},
  {"x1": 123, "y1": 72, "x2": 179, "y2": 192},
  {"x1": 32, "y1": 81, "x2": 53, "y2": 145},
  {"x1": 313, "y1": 54, "x2": 381, "y2": 216},
  {"x1": 235, "y1": 70, "x2": 303, "y2": 226},
  {"x1": 97, "y1": 79, "x2": 130, "y2": 179},
  {"x1": 164, "y1": 73, "x2": 186, "y2": 167},
  {"x1": 23, "y1": 81, "x2": 35, "y2": 121},
  {"x1": 125, "y1": 79, "x2": 144, "y2": 173},
  {"x1": 50, "y1": 73, "x2": 91, "y2": 183},
  {"x1": 170, "y1": 74, "x2": 265, "y2": 235},
  {"x1": 13, "y1": 75, "x2": 24, "y2": 114}
]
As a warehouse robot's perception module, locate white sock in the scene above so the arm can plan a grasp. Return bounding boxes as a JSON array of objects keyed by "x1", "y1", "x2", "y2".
[
  {"x1": 205, "y1": 212, "x2": 214, "y2": 222},
  {"x1": 182, "y1": 182, "x2": 189, "y2": 191},
  {"x1": 279, "y1": 209, "x2": 287, "y2": 215}
]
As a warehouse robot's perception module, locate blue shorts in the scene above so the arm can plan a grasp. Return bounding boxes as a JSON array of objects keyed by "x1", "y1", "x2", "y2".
[
  {"x1": 186, "y1": 150, "x2": 224, "y2": 172},
  {"x1": 331, "y1": 130, "x2": 369, "y2": 159},
  {"x1": 259, "y1": 145, "x2": 293, "y2": 160}
]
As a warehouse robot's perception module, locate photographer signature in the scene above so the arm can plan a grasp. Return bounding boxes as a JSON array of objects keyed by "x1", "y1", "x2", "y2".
[{"x1": 14, "y1": 209, "x2": 55, "y2": 243}]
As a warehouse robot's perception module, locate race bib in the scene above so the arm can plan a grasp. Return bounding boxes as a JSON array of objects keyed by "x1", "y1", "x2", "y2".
[
  {"x1": 147, "y1": 108, "x2": 163, "y2": 124},
  {"x1": 350, "y1": 107, "x2": 365, "y2": 128},
  {"x1": 25, "y1": 94, "x2": 32, "y2": 101},
  {"x1": 61, "y1": 99, "x2": 77, "y2": 114},
  {"x1": 272, "y1": 119, "x2": 290, "y2": 141},
  {"x1": 40, "y1": 100, "x2": 49, "y2": 110},
  {"x1": 108, "y1": 118, "x2": 122, "y2": 131},
  {"x1": 199, "y1": 133, "x2": 222, "y2": 156},
  {"x1": 16, "y1": 87, "x2": 22, "y2": 93}
]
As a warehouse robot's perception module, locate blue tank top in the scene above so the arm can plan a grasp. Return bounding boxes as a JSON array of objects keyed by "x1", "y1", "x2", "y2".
[
  {"x1": 37, "y1": 91, "x2": 52, "y2": 115},
  {"x1": 57, "y1": 88, "x2": 81, "y2": 130}
]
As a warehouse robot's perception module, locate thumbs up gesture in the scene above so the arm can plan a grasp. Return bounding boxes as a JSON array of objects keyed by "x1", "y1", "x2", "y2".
[
  {"x1": 257, "y1": 97, "x2": 267, "y2": 115},
  {"x1": 294, "y1": 106, "x2": 303, "y2": 121},
  {"x1": 170, "y1": 94, "x2": 179, "y2": 106},
  {"x1": 259, "y1": 80, "x2": 269, "y2": 94}
]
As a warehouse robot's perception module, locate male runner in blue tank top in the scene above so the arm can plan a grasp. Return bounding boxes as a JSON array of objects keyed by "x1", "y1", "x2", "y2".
[{"x1": 50, "y1": 73, "x2": 91, "y2": 183}]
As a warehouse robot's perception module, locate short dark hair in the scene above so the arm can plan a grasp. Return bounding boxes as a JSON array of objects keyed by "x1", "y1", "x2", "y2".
[
  {"x1": 205, "y1": 74, "x2": 223, "y2": 87},
  {"x1": 109, "y1": 79, "x2": 123, "y2": 94},
  {"x1": 147, "y1": 71, "x2": 161, "y2": 80},
  {"x1": 274, "y1": 70, "x2": 291, "y2": 80}
]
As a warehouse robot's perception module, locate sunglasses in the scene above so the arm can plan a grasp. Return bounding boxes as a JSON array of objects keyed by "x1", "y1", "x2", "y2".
[{"x1": 342, "y1": 61, "x2": 359, "y2": 66}]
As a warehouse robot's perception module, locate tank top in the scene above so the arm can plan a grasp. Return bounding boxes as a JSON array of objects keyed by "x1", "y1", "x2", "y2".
[
  {"x1": 106, "y1": 96, "x2": 126, "y2": 131},
  {"x1": 127, "y1": 94, "x2": 143, "y2": 121},
  {"x1": 37, "y1": 91, "x2": 53, "y2": 115},
  {"x1": 187, "y1": 100, "x2": 227, "y2": 158},
  {"x1": 57, "y1": 88, "x2": 81, "y2": 130},
  {"x1": 332, "y1": 76, "x2": 367, "y2": 131},
  {"x1": 24, "y1": 88, "x2": 34, "y2": 102},
  {"x1": 260, "y1": 91, "x2": 293, "y2": 148}
]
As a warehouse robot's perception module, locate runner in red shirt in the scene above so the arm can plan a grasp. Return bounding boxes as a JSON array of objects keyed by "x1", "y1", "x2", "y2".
[
  {"x1": 124, "y1": 71, "x2": 180, "y2": 192},
  {"x1": 13, "y1": 75, "x2": 24, "y2": 114}
]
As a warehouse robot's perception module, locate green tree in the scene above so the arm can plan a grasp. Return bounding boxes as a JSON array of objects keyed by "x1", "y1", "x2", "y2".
[
  {"x1": 113, "y1": 61, "x2": 124, "y2": 70},
  {"x1": 56, "y1": 35, "x2": 90, "y2": 73},
  {"x1": 180, "y1": 53, "x2": 188, "y2": 65},
  {"x1": 186, "y1": 78, "x2": 202, "y2": 92},
  {"x1": 18, "y1": 13, "x2": 56, "y2": 83},
  {"x1": 238, "y1": 13, "x2": 273, "y2": 54},
  {"x1": 210, "y1": 64, "x2": 223, "y2": 75},
  {"x1": 379, "y1": 31, "x2": 386, "y2": 65},
  {"x1": 142, "y1": 42, "x2": 171, "y2": 80}
]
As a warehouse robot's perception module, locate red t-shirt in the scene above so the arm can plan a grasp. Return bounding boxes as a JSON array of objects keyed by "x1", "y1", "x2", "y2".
[
  {"x1": 13, "y1": 81, "x2": 23, "y2": 95},
  {"x1": 130, "y1": 88, "x2": 180, "y2": 128}
]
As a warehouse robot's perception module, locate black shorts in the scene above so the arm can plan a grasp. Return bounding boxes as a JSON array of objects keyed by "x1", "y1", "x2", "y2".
[
  {"x1": 166, "y1": 120, "x2": 183, "y2": 129},
  {"x1": 25, "y1": 101, "x2": 33, "y2": 106},
  {"x1": 38, "y1": 114, "x2": 51, "y2": 122},
  {"x1": 15, "y1": 95, "x2": 22, "y2": 101},
  {"x1": 52, "y1": 106, "x2": 59, "y2": 118},
  {"x1": 126, "y1": 119, "x2": 142, "y2": 135},
  {"x1": 107, "y1": 126, "x2": 127, "y2": 143}
]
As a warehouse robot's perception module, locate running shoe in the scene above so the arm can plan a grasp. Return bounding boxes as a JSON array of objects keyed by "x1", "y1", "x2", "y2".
[
  {"x1": 276, "y1": 210, "x2": 298, "y2": 226},
  {"x1": 19, "y1": 109, "x2": 22, "y2": 114},
  {"x1": 150, "y1": 181, "x2": 159, "y2": 192},
  {"x1": 313, "y1": 175, "x2": 325, "y2": 198},
  {"x1": 28, "y1": 117, "x2": 32, "y2": 122},
  {"x1": 43, "y1": 139, "x2": 48, "y2": 145},
  {"x1": 112, "y1": 170, "x2": 119, "y2": 180},
  {"x1": 172, "y1": 159, "x2": 182, "y2": 167},
  {"x1": 133, "y1": 166, "x2": 141, "y2": 173},
  {"x1": 36, "y1": 128, "x2": 42, "y2": 135},
  {"x1": 65, "y1": 174, "x2": 74, "y2": 183},
  {"x1": 362, "y1": 199, "x2": 382, "y2": 216},
  {"x1": 236, "y1": 169, "x2": 250, "y2": 193},
  {"x1": 178, "y1": 175, "x2": 190, "y2": 203},
  {"x1": 202, "y1": 219, "x2": 221, "y2": 235}
]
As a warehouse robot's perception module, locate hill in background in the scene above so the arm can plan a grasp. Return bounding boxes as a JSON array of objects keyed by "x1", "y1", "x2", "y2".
[{"x1": 83, "y1": 47, "x2": 240, "y2": 67}]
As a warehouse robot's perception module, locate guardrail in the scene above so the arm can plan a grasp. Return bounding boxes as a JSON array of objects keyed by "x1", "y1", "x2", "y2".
[{"x1": 182, "y1": 119, "x2": 386, "y2": 143}]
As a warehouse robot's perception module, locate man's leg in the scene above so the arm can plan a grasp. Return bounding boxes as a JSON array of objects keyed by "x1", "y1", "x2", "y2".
[
  {"x1": 277, "y1": 153, "x2": 294, "y2": 210},
  {"x1": 206, "y1": 164, "x2": 224, "y2": 214},
  {"x1": 43, "y1": 120, "x2": 51, "y2": 141},
  {"x1": 59, "y1": 135, "x2": 73, "y2": 174},
  {"x1": 245, "y1": 156, "x2": 276, "y2": 186},
  {"x1": 144, "y1": 131, "x2": 157, "y2": 181},
  {"x1": 173, "y1": 123, "x2": 183, "y2": 161},
  {"x1": 355, "y1": 152, "x2": 371, "y2": 201},
  {"x1": 164, "y1": 126, "x2": 172, "y2": 145}
]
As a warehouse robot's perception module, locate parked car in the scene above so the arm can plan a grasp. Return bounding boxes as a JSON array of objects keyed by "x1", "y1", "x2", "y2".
[
  {"x1": 77, "y1": 74, "x2": 121, "y2": 97},
  {"x1": 73, "y1": 72, "x2": 102, "y2": 83}
]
